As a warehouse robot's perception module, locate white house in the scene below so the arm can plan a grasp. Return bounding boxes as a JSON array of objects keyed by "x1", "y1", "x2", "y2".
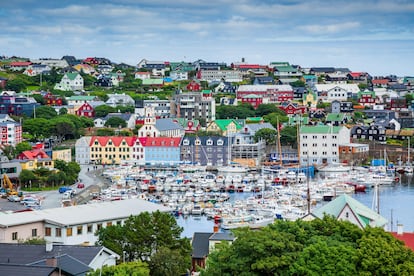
[
  {"x1": 138, "y1": 106, "x2": 160, "y2": 137},
  {"x1": 105, "y1": 93, "x2": 135, "y2": 107},
  {"x1": 75, "y1": 136, "x2": 91, "y2": 165},
  {"x1": 299, "y1": 125, "x2": 350, "y2": 165},
  {"x1": 314, "y1": 84, "x2": 359, "y2": 102},
  {"x1": 54, "y1": 72, "x2": 84, "y2": 91},
  {"x1": 170, "y1": 71, "x2": 188, "y2": 81}
]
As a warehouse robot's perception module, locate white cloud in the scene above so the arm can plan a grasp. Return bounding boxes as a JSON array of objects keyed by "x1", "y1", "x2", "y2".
[{"x1": 300, "y1": 22, "x2": 361, "y2": 34}]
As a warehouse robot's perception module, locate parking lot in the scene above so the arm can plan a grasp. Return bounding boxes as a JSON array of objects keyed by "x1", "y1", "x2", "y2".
[{"x1": 0, "y1": 164, "x2": 109, "y2": 212}]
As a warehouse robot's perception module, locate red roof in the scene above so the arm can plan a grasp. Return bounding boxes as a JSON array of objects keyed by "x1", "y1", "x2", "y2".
[
  {"x1": 349, "y1": 72, "x2": 363, "y2": 77},
  {"x1": 90, "y1": 136, "x2": 137, "y2": 147},
  {"x1": 391, "y1": 232, "x2": 414, "y2": 251},
  {"x1": 372, "y1": 79, "x2": 389, "y2": 85},
  {"x1": 10, "y1": 61, "x2": 32, "y2": 66},
  {"x1": 138, "y1": 137, "x2": 181, "y2": 147},
  {"x1": 18, "y1": 149, "x2": 49, "y2": 160},
  {"x1": 237, "y1": 64, "x2": 263, "y2": 69},
  {"x1": 135, "y1": 72, "x2": 150, "y2": 75}
]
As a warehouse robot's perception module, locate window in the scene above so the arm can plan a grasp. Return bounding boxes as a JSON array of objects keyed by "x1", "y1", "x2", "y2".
[
  {"x1": 56, "y1": 228, "x2": 62, "y2": 237},
  {"x1": 116, "y1": 220, "x2": 122, "y2": 225},
  {"x1": 217, "y1": 139, "x2": 224, "y2": 146},
  {"x1": 66, "y1": 228, "x2": 73, "y2": 237},
  {"x1": 97, "y1": 224, "x2": 102, "y2": 231},
  {"x1": 107, "y1": 222, "x2": 112, "y2": 227},
  {"x1": 12, "y1": 232, "x2": 18, "y2": 240},
  {"x1": 87, "y1": 225, "x2": 93, "y2": 233},
  {"x1": 77, "y1": 226, "x2": 83, "y2": 235},
  {"x1": 45, "y1": 227, "x2": 51, "y2": 236},
  {"x1": 32, "y1": 228, "x2": 37, "y2": 237}
]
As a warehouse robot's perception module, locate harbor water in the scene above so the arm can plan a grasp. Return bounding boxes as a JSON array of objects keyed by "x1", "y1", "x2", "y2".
[{"x1": 176, "y1": 173, "x2": 414, "y2": 238}]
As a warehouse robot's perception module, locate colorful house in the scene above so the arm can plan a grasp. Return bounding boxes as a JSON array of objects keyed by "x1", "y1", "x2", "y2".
[
  {"x1": 241, "y1": 94, "x2": 263, "y2": 109},
  {"x1": 89, "y1": 136, "x2": 137, "y2": 165},
  {"x1": 52, "y1": 149, "x2": 72, "y2": 163},
  {"x1": 43, "y1": 92, "x2": 63, "y2": 106},
  {"x1": 137, "y1": 137, "x2": 182, "y2": 165},
  {"x1": 16, "y1": 149, "x2": 54, "y2": 170},
  {"x1": 187, "y1": 80, "x2": 201, "y2": 92},
  {"x1": 75, "y1": 102, "x2": 96, "y2": 118},
  {"x1": 278, "y1": 101, "x2": 306, "y2": 115},
  {"x1": 206, "y1": 119, "x2": 243, "y2": 136},
  {"x1": 357, "y1": 90, "x2": 376, "y2": 106}
]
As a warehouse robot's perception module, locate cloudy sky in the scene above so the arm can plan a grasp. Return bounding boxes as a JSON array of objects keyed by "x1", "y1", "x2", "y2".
[{"x1": 1, "y1": 0, "x2": 413, "y2": 76}]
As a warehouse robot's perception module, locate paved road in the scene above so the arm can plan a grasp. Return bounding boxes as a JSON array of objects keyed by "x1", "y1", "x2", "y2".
[{"x1": 0, "y1": 164, "x2": 110, "y2": 212}]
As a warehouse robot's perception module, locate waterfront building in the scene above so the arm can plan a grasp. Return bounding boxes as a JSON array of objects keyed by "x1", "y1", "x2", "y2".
[
  {"x1": 299, "y1": 125, "x2": 350, "y2": 165},
  {"x1": 75, "y1": 136, "x2": 91, "y2": 165},
  {"x1": 0, "y1": 199, "x2": 170, "y2": 245},
  {"x1": 180, "y1": 136, "x2": 230, "y2": 166},
  {"x1": 16, "y1": 149, "x2": 54, "y2": 170}
]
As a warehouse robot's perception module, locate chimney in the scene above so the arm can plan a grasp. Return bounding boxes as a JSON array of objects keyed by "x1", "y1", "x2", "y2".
[
  {"x1": 397, "y1": 224, "x2": 404, "y2": 235},
  {"x1": 46, "y1": 242, "x2": 53, "y2": 252},
  {"x1": 45, "y1": 257, "x2": 57, "y2": 267}
]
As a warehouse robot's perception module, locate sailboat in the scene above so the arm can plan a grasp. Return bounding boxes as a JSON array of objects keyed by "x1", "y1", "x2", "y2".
[{"x1": 405, "y1": 137, "x2": 413, "y2": 174}]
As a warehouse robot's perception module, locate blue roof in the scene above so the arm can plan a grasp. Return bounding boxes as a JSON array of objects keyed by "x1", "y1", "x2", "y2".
[{"x1": 155, "y1": 118, "x2": 184, "y2": 131}]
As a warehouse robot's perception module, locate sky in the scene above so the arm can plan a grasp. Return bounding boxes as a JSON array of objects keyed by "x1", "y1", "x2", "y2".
[{"x1": 1, "y1": 0, "x2": 414, "y2": 76}]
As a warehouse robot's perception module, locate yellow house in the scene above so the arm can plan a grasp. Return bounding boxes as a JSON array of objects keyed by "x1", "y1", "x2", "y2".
[
  {"x1": 303, "y1": 90, "x2": 318, "y2": 107},
  {"x1": 89, "y1": 136, "x2": 137, "y2": 165},
  {"x1": 52, "y1": 149, "x2": 72, "y2": 163},
  {"x1": 206, "y1": 119, "x2": 242, "y2": 136},
  {"x1": 17, "y1": 150, "x2": 54, "y2": 170}
]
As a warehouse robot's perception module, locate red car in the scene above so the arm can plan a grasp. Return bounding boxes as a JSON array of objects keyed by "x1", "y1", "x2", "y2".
[{"x1": 77, "y1": 183, "x2": 85, "y2": 189}]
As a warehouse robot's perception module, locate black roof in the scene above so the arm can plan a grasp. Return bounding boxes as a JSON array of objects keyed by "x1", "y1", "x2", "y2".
[
  {"x1": 0, "y1": 264, "x2": 56, "y2": 276},
  {"x1": 0, "y1": 244, "x2": 103, "y2": 267},
  {"x1": 310, "y1": 67, "x2": 335, "y2": 73}
]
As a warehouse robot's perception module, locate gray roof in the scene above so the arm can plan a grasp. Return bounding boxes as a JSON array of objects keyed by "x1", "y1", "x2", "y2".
[
  {"x1": 209, "y1": 232, "x2": 234, "y2": 241},
  {"x1": 191, "y1": 232, "x2": 213, "y2": 258},
  {"x1": 0, "y1": 198, "x2": 171, "y2": 227},
  {"x1": 103, "y1": 113, "x2": 133, "y2": 121},
  {"x1": 0, "y1": 264, "x2": 55, "y2": 276},
  {"x1": 0, "y1": 244, "x2": 103, "y2": 267},
  {"x1": 155, "y1": 118, "x2": 184, "y2": 131},
  {"x1": 245, "y1": 123, "x2": 275, "y2": 132},
  {"x1": 31, "y1": 254, "x2": 91, "y2": 276}
]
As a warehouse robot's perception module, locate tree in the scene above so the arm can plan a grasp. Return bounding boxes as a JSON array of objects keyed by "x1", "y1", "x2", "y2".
[
  {"x1": 32, "y1": 94, "x2": 46, "y2": 105},
  {"x1": 96, "y1": 211, "x2": 191, "y2": 273},
  {"x1": 97, "y1": 128, "x2": 115, "y2": 136},
  {"x1": 15, "y1": 141, "x2": 32, "y2": 156},
  {"x1": 95, "y1": 105, "x2": 116, "y2": 118},
  {"x1": 105, "y1": 117, "x2": 127, "y2": 128},
  {"x1": 19, "y1": 169, "x2": 37, "y2": 188},
  {"x1": 5, "y1": 78, "x2": 26, "y2": 92},
  {"x1": 255, "y1": 104, "x2": 280, "y2": 117},
  {"x1": 280, "y1": 126, "x2": 298, "y2": 146},
  {"x1": 88, "y1": 261, "x2": 150, "y2": 276},
  {"x1": 34, "y1": 105, "x2": 58, "y2": 119},
  {"x1": 59, "y1": 107, "x2": 68, "y2": 115},
  {"x1": 253, "y1": 128, "x2": 277, "y2": 145},
  {"x1": 201, "y1": 217, "x2": 414, "y2": 276},
  {"x1": 22, "y1": 118, "x2": 53, "y2": 140}
]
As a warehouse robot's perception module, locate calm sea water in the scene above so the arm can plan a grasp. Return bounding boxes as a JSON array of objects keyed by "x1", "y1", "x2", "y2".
[{"x1": 176, "y1": 174, "x2": 414, "y2": 238}]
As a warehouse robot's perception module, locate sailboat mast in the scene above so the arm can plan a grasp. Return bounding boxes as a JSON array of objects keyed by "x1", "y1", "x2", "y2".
[{"x1": 277, "y1": 117, "x2": 282, "y2": 164}]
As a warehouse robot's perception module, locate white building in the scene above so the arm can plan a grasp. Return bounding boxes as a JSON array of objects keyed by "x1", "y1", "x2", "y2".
[
  {"x1": 105, "y1": 93, "x2": 135, "y2": 107},
  {"x1": 0, "y1": 199, "x2": 171, "y2": 245},
  {"x1": 75, "y1": 136, "x2": 91, "y2": 164},
  {"x1": 198, "y1": 69, "x2": 243, "y2": 83},
  {"x1": 138, "y1": 105, "x2": 160, "y2": 137},
  {"x1": 299, "y1": 125, "x2": 350, "y2": 165},
  {"x1": 314, "y1": 84, "x2": 359, "y2": 102}
]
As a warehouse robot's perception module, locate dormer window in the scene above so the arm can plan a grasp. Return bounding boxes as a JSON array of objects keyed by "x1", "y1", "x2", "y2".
[
  {"x1": 217, "y1": 139, "x2": 223, "y2": 146},
  {"x1": 183, "y1": 139, "x2": 189, "y2": 146},
  {"x1": 195, "y1": 139, "x2": 201, "y2": 146},
  {"x1": 207, "y1": 139, "x2": 213, "y2": 146}
]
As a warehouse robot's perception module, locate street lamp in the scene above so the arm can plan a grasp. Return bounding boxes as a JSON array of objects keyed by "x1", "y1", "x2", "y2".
[{"x1": 99, "y1": 254, "x2": 117, "y2": 276}]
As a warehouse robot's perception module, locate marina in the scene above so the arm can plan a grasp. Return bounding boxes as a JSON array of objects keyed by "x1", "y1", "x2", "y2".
[{"x1": 77, "y1": 162, "x2": 413, "y2": 237}]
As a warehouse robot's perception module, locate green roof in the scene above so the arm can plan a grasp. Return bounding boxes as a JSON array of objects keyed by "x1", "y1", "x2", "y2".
[
  {"x1": 66, "y1": 95, "x2": 96, "y2": 101},
  {"x1": 142, "y1": 79, "x2": 163, "y2": 85},
  {"x1": 202, "y1": 90, "x2": 212, "y2": 94},
  {"x1": 246, "y1": 117, "x2": 263, "y2": 123},
  {"x1": 214, "y1": 119, "x2": 242, "y2": 131},
  {"x1": 243, "y1": 94, "x2": 262, "y2": 99},
  {"x1": 303, "y1": 75, "x2": 317, "y2": 80},
  {"x1": 274, "y1": 65, "x2": 297, "y2": 72},
  {"x1": 357, "y1": 90, "x2": 375, "y2": 98},
  {"x1": 326, "y1": 113, "x2": 346, "y2": 122},
  {"x1": 66, "y1": 72, "x2": 80, "y2": 80},
  {"x1": 300, "y1": 125, "x2": 343, "y2": 134},
  {"x1": 313, "y1": 194, "x2": 387, "y2": 228}
]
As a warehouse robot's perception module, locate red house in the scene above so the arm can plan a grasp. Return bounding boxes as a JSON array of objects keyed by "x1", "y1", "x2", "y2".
[
  {"x1": 83, "y1": 57, "x2": 99, "y2": 66},
  {"x1": 278, "y1": 101, "x2": 306, "y2": 115},
  {"x1": 43, "y1": 92, "x2": 63, "y2": 106},
  {"x1": 390, "y1": 98, "x2": 407, "y2": 110},
  {"x1": 241, "y1": 94, "x2": 263, "y2": 109},
  {"x1": 76, "y1": 102, "x2": 95, "y2": 118},
  {"x1": 237, "y1": 85, "x2": 293, "y2": 104},
  {"x1": 187, "y1": 80, "x2": 201, "y2": 91}
]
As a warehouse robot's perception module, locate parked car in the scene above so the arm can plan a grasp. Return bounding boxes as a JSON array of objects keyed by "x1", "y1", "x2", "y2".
[
  {"x1": 58, "y1": 186, "x2": 72, "y2": 194},
  {"x1": 7, "y1": 195, "x2": 21, "y2": 202},
  {"x1": 20, "y1": 197, "x2": 40, "y2": 206},
  {"x1": 77, "y1": 183, "x2": 85, "y2": 189}
]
